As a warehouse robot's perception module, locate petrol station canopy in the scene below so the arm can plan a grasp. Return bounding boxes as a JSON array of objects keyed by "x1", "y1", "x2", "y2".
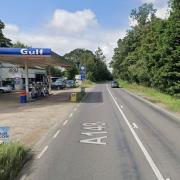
[{"x1": 0, "y1": 48, "x2": 70, "y2": 68}]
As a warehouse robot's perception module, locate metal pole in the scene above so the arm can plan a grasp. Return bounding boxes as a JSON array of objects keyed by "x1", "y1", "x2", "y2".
[
  {"x1": 25, "y1": 60, "x2": 29, "y2": 100},
  {"x1": 0, "y1": 63, "x2": 2, "y2": 86},
  {"x1": 48, "y1": 66, "x2": 51, "y2": 94}
]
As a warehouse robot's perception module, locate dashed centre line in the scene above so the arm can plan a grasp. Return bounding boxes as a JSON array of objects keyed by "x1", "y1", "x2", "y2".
[
  {"x1": 63, "y1": 120, "x2": 69, "y2": 126},
  {"x1": 37, "y1": 145, "x2": 48, "y2": 159},
  {"x1": 53, "y1": 130, "x2": 61, "y2": 139},
  {"x1": 69, "y1": 113, "x2": 73, "y2": 118}
]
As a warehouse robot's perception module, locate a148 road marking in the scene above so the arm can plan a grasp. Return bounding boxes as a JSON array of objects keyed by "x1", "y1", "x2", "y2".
[{"x1": 80, "y1": 122, "x2": 108, "y2": 145}]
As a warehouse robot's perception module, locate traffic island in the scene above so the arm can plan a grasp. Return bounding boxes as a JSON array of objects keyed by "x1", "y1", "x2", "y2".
[{"x1": 0, "y1": 143, "x2": 31, "y2": 180}]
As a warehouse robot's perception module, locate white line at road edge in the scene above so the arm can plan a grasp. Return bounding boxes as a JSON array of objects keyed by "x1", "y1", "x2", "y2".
[
  {"x1": 106, "y1": 85, "x2": 165, "y2": 180},
  {"x1": 53, "y1": 130, "x2": 61, "y2": 139},
  {"x1": 63, "y1": 120, "x2": 69, "y2": 126},
  {"x1": 37, "y1": 146, "x2": 48, "y2": 159}
]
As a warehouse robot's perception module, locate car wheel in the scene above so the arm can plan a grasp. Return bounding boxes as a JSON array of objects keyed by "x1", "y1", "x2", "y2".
[{"x1": 0, "y1": 89, "x2": 4, "y2": 93}]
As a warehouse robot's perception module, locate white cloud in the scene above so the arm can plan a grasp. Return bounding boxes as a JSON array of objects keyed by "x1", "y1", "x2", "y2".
[
  {"x1": 141, "y1": 0, "x2": 169, "y2": 19},
  {"x1": 48, "y1": 9, "x2": 98, "y2": 34},
  {"x1": 128, "y1": 17, "x2": 138, "y2": 27},
  {"x1": 156, "y1": 5, "x2": 169, "y2": 19},
  {"x1": 128, "y1": 0, "x2": 169, "y2": 26},
  {"x1": 4, "y1": 24, "x2": 19, "y2": 35},
  {"x1": 3, "y1": 9, "x2": 126, "y2": 64}
]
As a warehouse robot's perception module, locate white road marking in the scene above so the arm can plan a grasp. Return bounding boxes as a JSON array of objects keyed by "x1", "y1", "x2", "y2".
[
  {"x1": 166, "y1": 178, "x2": 171, "y2": 180},
  {"x1": 37, "y1": 146, "x2": 48, "y2": 159},
  {"x1": 84, "y1": 126, "x2": 105, "y2": 131},
  {"x1": 63, "y1": 120, "x2": 69, "y2": 126},
  {"x1": 20, "y1": 175, "x2": 26, "y2": 180},
  {"x1": 53, "y1": 130, "x2": 61, "y2": 139},
  {"x1": 83, "y1": 122, "x2": 106, "y2": 126},
  {"x1": 81, "y1": 131, "x2": 108, "y2": 136},
  {"x1": 69, "y1": 113, "x2": 73, "y2": 118},
  {"x1": 106, "y1": 85, "x2": 165, "y2": 180},
  {"x1": 80, "y1": 136, "x2": 107, "y2": 145},
  {"x1": 132, "y1": 122, "x2": 138, "y2": 129},
  {"x1": 120, "y1": 105, "x2": 123, "y2": 109}
]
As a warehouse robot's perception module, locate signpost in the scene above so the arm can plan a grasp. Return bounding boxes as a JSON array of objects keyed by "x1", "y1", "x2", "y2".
[
  {"x1": 80, "y1": 65, "x2": 86, "y2": 81},
  {"x1": 0, "y1": 126, "x2": 10, "y2": 143}
]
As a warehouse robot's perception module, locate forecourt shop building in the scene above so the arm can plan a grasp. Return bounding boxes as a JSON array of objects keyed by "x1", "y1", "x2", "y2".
[{"x1": 0, "y1": 48, "x2": 69, "y2": 101}]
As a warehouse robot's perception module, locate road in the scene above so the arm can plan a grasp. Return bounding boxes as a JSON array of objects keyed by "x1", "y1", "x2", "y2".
[{"x1": 21, "y1": 83, "x2": 180, "y2": 180}]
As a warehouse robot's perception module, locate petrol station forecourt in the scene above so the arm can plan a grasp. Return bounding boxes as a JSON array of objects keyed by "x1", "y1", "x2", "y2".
[
  {"x1": 0, "y1": 47, "x2": 91, "y2": 147},
  {"x1": 0, "y1": 47, "x2": 70, "y2": 101}
]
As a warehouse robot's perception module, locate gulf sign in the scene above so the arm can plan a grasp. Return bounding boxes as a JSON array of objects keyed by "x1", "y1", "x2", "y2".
[{"x1": 0, "y1": 48, "x2": 51, "y2": 56}]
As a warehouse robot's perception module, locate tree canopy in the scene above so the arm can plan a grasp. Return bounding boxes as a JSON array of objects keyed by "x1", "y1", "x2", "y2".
[
  {"x1": 63, "y1": 48, "x2": 112, "y2": 81},
  {"x1": 0, "y1": 20, "x2": 12, "y2": 47},
  {"x1": 111, "y1": 0, "x2": 180, "y2": 97}
]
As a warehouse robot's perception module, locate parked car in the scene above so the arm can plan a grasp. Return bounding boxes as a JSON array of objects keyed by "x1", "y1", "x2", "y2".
[
  {"x1": 0, "y1": 85, "x2": 13, "y2": 93},
  {"x1": 51, "y1": 79, "x2": 66, "y2": 90},
  {"x1": 66, "y1": 80, "x2": 75, "y2": 88},
  {"x1": 111, "y1": 81, "x2": 119, "y2": 88}
]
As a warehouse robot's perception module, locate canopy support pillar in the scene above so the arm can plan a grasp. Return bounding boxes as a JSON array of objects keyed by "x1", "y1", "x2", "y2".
[
  {"x1": 48, "y1": 66, "x2": 52, "y2": 94},
  {"x1": 25, "y1": 60, "x2": 29, "y2": 100}
]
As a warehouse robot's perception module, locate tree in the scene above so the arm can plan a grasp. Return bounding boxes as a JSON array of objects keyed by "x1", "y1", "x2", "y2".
[
  {"x1": 111, "y1": 2, "x2": 180, "y2": 97},
  {"x1": 154, "y1": 0, "x2": 180, "y2": 96},
  {"x1": 46, "y1": 66, "x2": 63, "y2": 77},
  {"x1": 130, "y1": 3, "x2": 156, "y2": 26},
  {"x1": 0, "y1": 20, "x2": 12, "y2": 47},
  {"x1": 13, "y1": 41, "x2": 30, "y2": 48},
  {"x1": 63, "y1": 48, "x2": 112, "y2": 81}
]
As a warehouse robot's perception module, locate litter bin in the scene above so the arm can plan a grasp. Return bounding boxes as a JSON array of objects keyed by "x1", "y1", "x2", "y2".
[
  {"x1": 71, "y1": 92, "x2": 77, "y2": 102},
  {"x1": 19, "y1": 90, "x2": 27, "y2": 103}
]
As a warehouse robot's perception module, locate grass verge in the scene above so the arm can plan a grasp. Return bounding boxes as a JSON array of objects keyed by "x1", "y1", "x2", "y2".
[
  {"x1": 118, "y1": 79, "x2": 180, "y2": 112},
  {"x1": 0, "y1": 143, "x2": 31, "y2": 180},
  {"x1": 81, "y1": 80, "x2": 95, "y2": 88}
]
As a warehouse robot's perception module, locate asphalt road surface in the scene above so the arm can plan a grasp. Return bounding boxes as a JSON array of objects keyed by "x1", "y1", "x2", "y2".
[{"x1": 21, "y1": 83, "x2": 180, "y2": 180}]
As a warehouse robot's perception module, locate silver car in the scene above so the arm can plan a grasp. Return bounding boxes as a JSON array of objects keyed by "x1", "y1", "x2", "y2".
[{"x1": 0, "y1": 85, "x2": 12, "y2": 93}]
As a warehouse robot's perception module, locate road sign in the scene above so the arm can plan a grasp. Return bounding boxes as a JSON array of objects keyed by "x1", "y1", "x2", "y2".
[
  {"x1": 0, "y1": 48, "x2": 51, "y2": 56},
  {"x1": 0, "y1": 126, "x2": 10, "y2": 143},
  {"x1": 80, "y1": 65, "x2": 86, "y2": 81}
]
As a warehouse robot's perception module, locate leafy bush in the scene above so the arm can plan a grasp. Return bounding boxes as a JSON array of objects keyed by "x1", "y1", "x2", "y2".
[{"x1": 0, "y1": 143, "x2": 31, "y2": 180}]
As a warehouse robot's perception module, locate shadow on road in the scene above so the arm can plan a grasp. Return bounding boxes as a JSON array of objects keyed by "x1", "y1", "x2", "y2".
[{"x1": 82, "y1": 92, "x2": 103, "y2": 103}]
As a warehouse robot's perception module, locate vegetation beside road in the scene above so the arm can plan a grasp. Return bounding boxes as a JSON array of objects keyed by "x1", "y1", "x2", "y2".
[
  {"x1": 81, "y1": 80, "x2": 95, "y2": 88},
  {"x1": 0, "y1": 143, "x2": 31, "y2": 180},
  {"x1": 118, "y1": 79, "x2": 180, "y2": 112},
  {"x1": 63, "y1": 48, "x2": 112, "y2": 82},
  {"x1": 112, "y1": 0, "x2": 180, "y2": 98}
]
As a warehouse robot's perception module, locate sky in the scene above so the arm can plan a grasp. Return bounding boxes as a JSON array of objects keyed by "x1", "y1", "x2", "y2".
[{"x1": 0, "y1": 0, "x2": 169, "y2": 63}]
